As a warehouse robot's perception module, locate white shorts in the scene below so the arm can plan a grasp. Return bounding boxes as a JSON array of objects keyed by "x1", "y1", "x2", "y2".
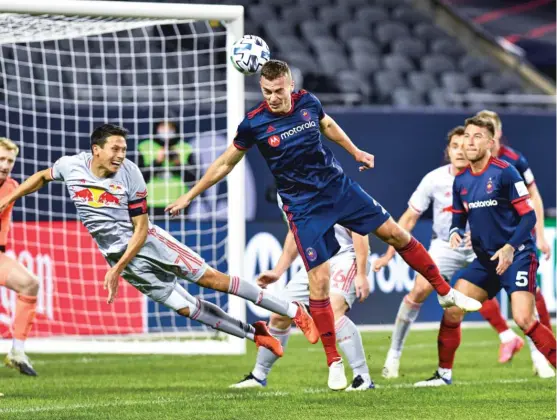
[
  {"x1": 283, "y1": 252, "x2": 371, "y2": 308},
  {"x1": 106, "y1": 225, "x2": 208, "y2": 304},
  {"x1": 429, "y1": 238, "x2": 475, "y2": 280}
]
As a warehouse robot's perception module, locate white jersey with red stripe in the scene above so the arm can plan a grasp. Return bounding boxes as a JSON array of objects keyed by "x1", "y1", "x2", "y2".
[
  {"x1": 51, "y1": 152, "x2": 207, "y2": 303},
  {"x1": 408, "y1": 164, "x2": 464, "y2": 242}
]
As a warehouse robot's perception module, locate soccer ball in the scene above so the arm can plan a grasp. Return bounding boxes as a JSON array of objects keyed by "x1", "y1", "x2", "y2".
[{"x1": 230, "y1": 35, "x2": 270, "y2": 75}]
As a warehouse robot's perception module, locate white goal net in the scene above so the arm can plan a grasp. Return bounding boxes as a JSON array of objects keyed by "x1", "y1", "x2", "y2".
[{"x1": 0, "y1": 0, "x2": 246, "y2": 354}]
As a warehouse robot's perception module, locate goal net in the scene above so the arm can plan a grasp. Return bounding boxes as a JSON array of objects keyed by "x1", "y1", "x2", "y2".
[{"x1": 0, "y1": 0, "x2": 246, "y2": 354}]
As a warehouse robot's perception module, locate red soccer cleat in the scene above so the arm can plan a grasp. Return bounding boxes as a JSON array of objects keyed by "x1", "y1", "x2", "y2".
[
  {"x1": 498, "y1": 336, "x2": 525, "y2": 363},
  {"x1": 293, "y1": 302, "x2": 319, "y2": 344},
  {"x1": 253, "y1": 321, "x2": 284, "y2": 357}
]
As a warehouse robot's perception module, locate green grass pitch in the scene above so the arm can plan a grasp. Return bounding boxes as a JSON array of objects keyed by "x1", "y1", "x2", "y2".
[{"x1": 0, "y1": 327, "x2": 554, "y2": 420}]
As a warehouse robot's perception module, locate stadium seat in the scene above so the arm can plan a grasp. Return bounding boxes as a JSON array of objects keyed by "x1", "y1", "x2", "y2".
[
  {"x1": 338, "y1": 69, "x2": 372, "y2": 97},
  {"x1": 318, "y1": 52, "x2": 349, "y2": 75},
  {"x1": 300, "y1": 21, "x2": 331, "y2": 40},
  {"x1": 340, "y1": 0, "x2": 372, "y2": 7},
  {"x1": 427, "y1": 88, "x2": 451, "y2": 106},
  {"x1": 281, "y1": 6, "x2": 312, "y2": 24},
  {"x1": 382, "y1": 53, "x2": 415, "y2": 73},
  {"x1": 283, "y1": 52, "x2": 317, "y2": 74},
  {"x1": 337, "y1": 21, "x2": 373, "y2": 41},
  {"x1": 407, "y1": 71, "x2": 439, "y2": 93},
  {"x1": 376, "y1": 0, "x2": 412, "y2": 8},
  {"x1": 441, "y1": 71, "x2": 472, "y2": 93},
  {"x1": 391, "y1": 38, "x2": 426, "y2": 59},
  {"x1": 351, "y1": 54, "x2": 382, "y2": 75},
  {"x1": 373, "y1": 71, "x2": 405, "y2": 100},
  {"x1": 309, "y1": 36, "x2": 345, "y2": 56},
  {"x1": 357, "y1": 6, "x2": 389, "y2": 25},
  {"x1": 392, "y1": 6, "x2": 431, "y2": 25},
  {"x1": 318, "y1": 6, "x2": 352, "y2": 25},
  {"x1": 248, "y1": 5, "x2": 276, "y2": 23},
  {"x1": 391, "y1": 87, "x2": 425, "y2": 107},
  {"x1": 346, "y1": 37, "x2": 381, "y2": 56},
  {"x1": 264, "y1": 20, "x2": 296, "y2": 45},
  {"x1": 375, "y1": 21, "x2": 411, "y2": 46},
  {"x1": 431, "y1": 38, "x2": 467, "y2": 57},
  {"x1": 481, "y1": 72, "x2": 523, "y2": 93},
  {"x1": 413, "y1": 22, "x2": 447, "y2": 42},
  {"x1": 304, "y1": 0, "x2": 333, "y2": 7},
  {"x1": 421, "y1": 54, "x2": 456, "y2": 74},
  {"x1": 274, "y1": 36, "x2": 307, "y2": 55},
  {"x1": 458, "y1": 54, "x2": 497, "y2": 78}
]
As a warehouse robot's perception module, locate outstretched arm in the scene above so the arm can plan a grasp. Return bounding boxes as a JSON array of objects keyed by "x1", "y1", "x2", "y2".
[
  {"x1": 104, "y1": 213, "x2": 149, "y2": 303},
  {"x1": 351, "y1": 231, "x2": 371, "y2": 302},
  {"x1": 165, "y1": 144, "x2": 246, "y2": 216},
  {"x1": 0, "y1": 169, "x2": 52, "y2": 213},
  {"x1": 319, "y1": 114, "x2": 374, "y2": 171}
]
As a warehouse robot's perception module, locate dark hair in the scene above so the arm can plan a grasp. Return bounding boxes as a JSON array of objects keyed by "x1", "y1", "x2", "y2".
[
  {"x1": 464, "y1": 116, "x2": 495, "y2": 138},
  {"x1": 90, "y1": 124, "x2": 128, "y2": 151},
  {"x1": 260, "y1": 59, "x2": 291, "y2": 81},
  {"x1": 444, "y1": 125, "x2": 465, "y2": 161}
]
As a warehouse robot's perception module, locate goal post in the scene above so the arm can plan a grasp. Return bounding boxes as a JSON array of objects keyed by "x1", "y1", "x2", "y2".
[{"x1": 0, "y1": 0, "x2": 246, "y2": 354}]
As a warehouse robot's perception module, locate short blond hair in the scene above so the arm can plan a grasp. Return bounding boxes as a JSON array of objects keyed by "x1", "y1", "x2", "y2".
[
  {"x1": 0, "y1": 138, "x2": 19, "y2": 156},
  {"x1": 475, "y1": 110, "x2": 502, "y2": 132}
]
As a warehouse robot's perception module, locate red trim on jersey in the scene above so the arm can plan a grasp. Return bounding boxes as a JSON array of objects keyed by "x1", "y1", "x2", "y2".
[
  {"x1": 148, "y1": 228, "x2": 203, "y2": 267},
  {"x1": 443, "y1": 205, "x2": 463, "y2": 213},
  {"x1": 283, "y1": 204, "x2": 310, "y2": 271},
  {"x1": 528, "y1": 253, "x2": 537, "y2": 294},
  {"x1": 233, "y1": 142, "x2": 249, "y2": 151},
  {"x1": 343, "y1": 261, "x2": 357, "y2": 292},
  {"x1": 247, "y1": 102, "x2": 266, "y2": 120},
  {"x1": 408, "y1": 202, "x2": 423, "y2": 214},
  {"x1": 455, "y1": 166, "x2": 469, "y2": 176},
  {"x1": 498, "y1": 145, "x2": 520, "y2": 161},
  {"x1": 491, "y1": 157, "x2": 509, "y2": 169}
]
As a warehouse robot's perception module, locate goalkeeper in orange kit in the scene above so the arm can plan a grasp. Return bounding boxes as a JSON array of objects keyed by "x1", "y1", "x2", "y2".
[{"x1": 0, "y1": 138, "x2": 39, "y2": 376}]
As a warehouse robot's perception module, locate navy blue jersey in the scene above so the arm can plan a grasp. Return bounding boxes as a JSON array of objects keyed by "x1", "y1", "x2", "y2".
[
  {"x1": 497, "y1": 144, "x2": 535, "y2": 187},
  {"x1": 451, "y1": 157, "x2": 535, "y2": 260},
  {"x1": 233, "y1": 90, "x2": 344, "y2": 209}
]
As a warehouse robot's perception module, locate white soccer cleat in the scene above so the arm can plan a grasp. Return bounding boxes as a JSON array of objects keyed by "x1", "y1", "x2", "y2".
[
  {"x1": 382, "y1": 356, "x2": 400, "y2": 379},
  {"x1": 414, "y1": 371, "x2": 452, "y2": 387},
  {"x1": 345, "y1": 375, "x2": 375, "y2": 391},
  {"x1": 437, "y1": 288, "x2": 482, "y2": 312},
  {"x1": 328, "y1": 359, "x2": 348, "y2": 391},
  {"x1": 4, "y1": 349, "x2": 37, "y2": 376},
  {"x1": 532, "y1": 354, "x2": 556, "y2": 379},
  {"x1": 229, "y1": 373, "x2": 267, "y2": 388}
]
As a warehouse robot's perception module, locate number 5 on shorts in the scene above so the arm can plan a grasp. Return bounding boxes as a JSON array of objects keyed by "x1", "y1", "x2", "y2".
[{"x1": 515, "y1": 271, "x2": 528, "y2": 287}]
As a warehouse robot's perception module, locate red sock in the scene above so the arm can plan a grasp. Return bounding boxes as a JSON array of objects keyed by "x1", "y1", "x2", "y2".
[
  {"x1": 479, "y1": 298, "x2": 508, "y2": 334},
  {"x1": 397, "y1": 237, "x2": 451, "y2": 296},
  {"x1": 535, "y1": 289, "x2": 553, "y2": 332},
  {"x1": 525, "y1": 321, "x2": 556, "y2": 368},
  {"x1": 438, "y1": 314, "x2": 461, "y2": 369},
  {"x1": 309, "y1": 298, "x2": 341, "y2": 366}
]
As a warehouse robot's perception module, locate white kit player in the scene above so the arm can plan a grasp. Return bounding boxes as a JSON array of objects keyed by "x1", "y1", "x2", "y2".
[
  {"x1": 230, "y1": 194, "x2": 375, "y2": 391},
  {"x1": 0, "y1": 124, "x2": 320, "y2": 358},
  {"x1": 375, "y1": 126, "x2": 476, "y2": 378}
]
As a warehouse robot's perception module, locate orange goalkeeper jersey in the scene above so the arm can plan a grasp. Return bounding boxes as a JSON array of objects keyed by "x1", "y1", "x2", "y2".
[{"x1": 0, "y1": 177, "x2": 18, "y2": 250}]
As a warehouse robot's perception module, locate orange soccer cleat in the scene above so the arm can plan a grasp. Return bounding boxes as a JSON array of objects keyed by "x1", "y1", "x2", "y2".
[
  {"x1": 293, "y1": 302, "x2": 319, "y2": 344},
  {"x1": 253, "y1": 321, "x2": 284, "y2": 357}
]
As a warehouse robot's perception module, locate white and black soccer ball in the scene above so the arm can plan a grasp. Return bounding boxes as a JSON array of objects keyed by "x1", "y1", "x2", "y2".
[{"x1": 230, "y1": 35, "x2": 270, "y2": 75}]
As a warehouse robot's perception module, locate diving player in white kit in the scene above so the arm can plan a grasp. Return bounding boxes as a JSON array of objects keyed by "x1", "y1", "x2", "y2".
[
  {"x1": 0, "y1": 124, "x2": 319, "y2": 358},
  {"x1": 230, "y1": 194, "x2": 375, "y2": 391}
]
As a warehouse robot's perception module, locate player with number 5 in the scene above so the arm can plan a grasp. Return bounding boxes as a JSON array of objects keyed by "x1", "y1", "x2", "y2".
[{"x1": 415, "y1": 116, "x2": 556, "y2": 387}]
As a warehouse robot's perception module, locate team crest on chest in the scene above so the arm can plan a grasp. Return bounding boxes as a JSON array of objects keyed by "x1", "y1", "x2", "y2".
[
  {"x1": 300, "y1": 109, "x2": 311, "y2": 121},
  {"x1": 268, "y1": 135, "x2": 280, "y2": 147},
  {"x1": 486, "y1": 178, "x2": 494, "y2": 194}
]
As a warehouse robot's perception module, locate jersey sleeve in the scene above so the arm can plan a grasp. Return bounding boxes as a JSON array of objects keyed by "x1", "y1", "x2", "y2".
[
  {"x1": 408, "y1": 172, "x2": 433, "y2": 214},
  {"x1": 504, "y1": 165, "x2": 534, "y2": 216},
  {"x1": 50, "y1": 155, "x2": 74, "y2": 181},
  {"x1": 515, "y1": 153, "x2": 535, "y2": 186},
  {"x1": 308, "y1": 92, "x2": 326, "y2": 120},
  {"x1": 126, "y1": 163, "x2": 148, "y2": 217},
  {"x1": 233, "y1": 118, "x2": 254, "y2": 151}
]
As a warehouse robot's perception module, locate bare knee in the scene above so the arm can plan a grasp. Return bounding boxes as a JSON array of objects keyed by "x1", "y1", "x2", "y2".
[
  {"x1": 377, "y1": 220, "x2": 411, "y2": 249},
  {"x1": 444, "y1": 307, "x2": 465, "y2": 324},
  {"x1": 10, "y1": 274, "x2": 39, "y2": 296},
  {"x1": 269, "y1": 313, "x2": 292, "y2": 330},
  {"x1": 408, "y1": 275, "x2": 434, "y2": 303},
  {"x1": 309, "y1": 271, "x2": 330, "y2": 299},
  {"x1": 514, "y1": 313, "x2": 536, "y2": 331},
  {"x1": 196, "y1": 268, "x2": 230, "y2": 292},
  {"x1": 330, "y1": 294, "x2": 348, "y2": 321}
]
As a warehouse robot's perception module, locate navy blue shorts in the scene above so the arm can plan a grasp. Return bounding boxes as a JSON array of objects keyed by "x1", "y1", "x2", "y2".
[
  {"x1": 457, "y1": 251, "x2": 538, "y2": 299},
  {"x1": 283, "y1": 178, "x2": 390, "y2": 271}
]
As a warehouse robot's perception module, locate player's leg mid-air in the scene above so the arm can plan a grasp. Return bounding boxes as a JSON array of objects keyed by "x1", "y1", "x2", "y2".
[
  {"x1": 165, "y1": 59, "x2": 481, "y2": 390},
  {"x1": 415, "y1": 117, "x2": 555, "y2": 387},
  {"x1": 0, "y1": 138, "x2": 39, "y2": 376},
  {"x1": 231, "y1": 222, "x2": 374, "y2": 391}
]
